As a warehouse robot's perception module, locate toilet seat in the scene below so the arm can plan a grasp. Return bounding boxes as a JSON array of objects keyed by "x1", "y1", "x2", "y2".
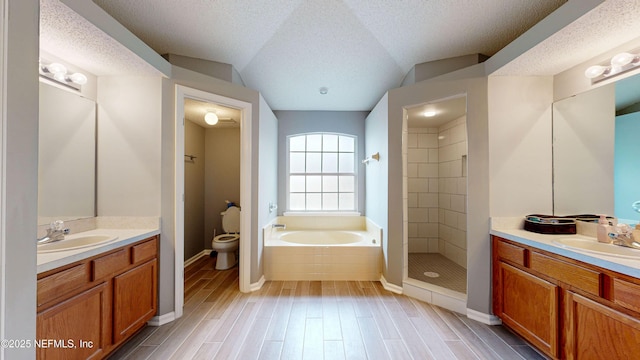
[
  {"x1": 211, "y1": 205, "x2": 240, "y2": 270},
  {"x1": 213, "y1": 234, "x2": 239, "y2": 243}
]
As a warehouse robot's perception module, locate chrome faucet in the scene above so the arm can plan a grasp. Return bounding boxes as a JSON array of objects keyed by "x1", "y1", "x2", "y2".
[
  {"x1": 608, "y1": 223, "x2": 640, "y2": 250},
  {"x1": 37, "y1": 220, "x2": 70, "y2": 245}
]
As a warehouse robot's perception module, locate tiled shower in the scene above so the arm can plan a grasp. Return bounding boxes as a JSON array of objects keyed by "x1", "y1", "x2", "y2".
[{"x1": 404, "y1": 115, "x2": 468, "y2": 294}]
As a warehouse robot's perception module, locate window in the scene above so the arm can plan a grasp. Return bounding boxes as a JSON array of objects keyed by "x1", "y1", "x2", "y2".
[{"x1": 288, "y1": 133, "x2": 356, "y2": 212}]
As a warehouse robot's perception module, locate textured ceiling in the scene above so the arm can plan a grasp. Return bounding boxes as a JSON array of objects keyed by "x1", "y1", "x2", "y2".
[
  {"x1": 495, "y1": 0, "x2": 640, "y2": 75},
  {"x1": 40, "y1": 0, "x2": 162, "y2": 76},
  {"x1": 91, "y1": 0, "x2": 566, "y2": 110},
  {"x1": 407, "y1": 96, "x2": 467, "y2": 128}
]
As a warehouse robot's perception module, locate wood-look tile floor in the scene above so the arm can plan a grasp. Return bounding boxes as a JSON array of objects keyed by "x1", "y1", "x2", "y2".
[{"x1": 108, "y1": 255, "x2": 547, "y2": 360}]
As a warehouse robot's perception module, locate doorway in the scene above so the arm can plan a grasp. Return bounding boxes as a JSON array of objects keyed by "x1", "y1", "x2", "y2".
[
  {"x1": 175, "y1": 86, "x2": 252, "y2": 319},
  {"x1": 403, "y1": 94, "x2": 468, "y2": 310},
  {"x1": 183, "y1": 98, "x2": 241, "y2": 264}
]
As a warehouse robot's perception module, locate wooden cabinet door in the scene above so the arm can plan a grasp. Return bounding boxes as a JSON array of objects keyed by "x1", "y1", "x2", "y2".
[
  {"x1": 112, "y1": 259, "x2": 157, "y2": 343},
  {"x1": 565, "y1": 291, "x2": 640, "y2": 360},
  {"x1": 496, "y1": 262, "x2": 559, "y2": 358},
  {"x1": 36, "y1": 282, "x2": 109, "y2": 360}
]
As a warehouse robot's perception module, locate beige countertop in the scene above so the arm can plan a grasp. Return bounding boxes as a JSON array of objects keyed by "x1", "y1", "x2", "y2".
[
  {"x1": 491, "y1": 217, "x2": 640, "y2": 279},
  {"x1": 37, "y1": 228, "x2": 160, "y2": 274}
]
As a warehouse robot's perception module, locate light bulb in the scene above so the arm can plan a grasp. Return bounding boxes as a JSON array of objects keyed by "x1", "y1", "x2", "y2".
[
  {"x1": 611, "y1": 52, "x2": 635, "y2": 67},
  {"x1": 53, "y1": 72, "x2": 67, "y2": 82},
  {"x1": 204, "y1": 112, "x2": 219, "y2": 125},
  {"x1": 46, "y1": 62, "x2": 67, "y2": 75},
  {"x1": 67, "y1": 72, "x2": 87, "y2": 85},
  {"x1": 584, "y1": 65, "x2": 607, "y2": 79},
  {"x1": 423, "y1": 110, "x2": 437, "y2": 117}
]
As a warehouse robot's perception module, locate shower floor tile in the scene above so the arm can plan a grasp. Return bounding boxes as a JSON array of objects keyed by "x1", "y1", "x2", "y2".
[{"x1": 408, "y1": 253, "x2": 467, "y2": 293}]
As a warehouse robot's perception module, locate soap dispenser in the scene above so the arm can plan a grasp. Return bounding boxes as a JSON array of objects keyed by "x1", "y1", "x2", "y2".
[{"x1": 597, "y1": 215, "x2": 612, "y2": 243}]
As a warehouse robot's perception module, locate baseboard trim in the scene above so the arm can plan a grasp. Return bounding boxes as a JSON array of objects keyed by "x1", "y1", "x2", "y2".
[
  {"x1": 466, "y1": 308, "x2": 502, "y2": 325},
  {"x1": 184, "y1": 250, "x2": 212, "y2": 268},
  {"x1": 380, "y1": 275, "x2": 403, "y2": 294},
  {"x1": 250, "y1": 275, "x2": 266, "y2": 292},
  {"x1": 148, "y1": 311, "x2": 176, "y2": 327}
]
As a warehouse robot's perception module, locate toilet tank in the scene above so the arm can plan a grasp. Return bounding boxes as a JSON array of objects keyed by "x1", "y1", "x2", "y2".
[{"x1": 222, "y1": 206, "x2": 240, "y2": 233}]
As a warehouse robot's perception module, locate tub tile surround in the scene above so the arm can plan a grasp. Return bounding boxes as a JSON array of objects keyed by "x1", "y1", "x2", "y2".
[
  {"x1": 407, "y1": 116, "x2": 467, "y2": 269},
  {"x1": 490, "y1": 216, "x2": 640, "y2": 278},
  {"x1": 263, "y1": 216, "x2": 382, "y2": 281}
]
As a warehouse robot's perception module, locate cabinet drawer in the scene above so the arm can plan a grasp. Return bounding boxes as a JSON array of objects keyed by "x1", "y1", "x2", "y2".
[
  {"x1": 496, "y1": 240, "x2": 526, "y2": 266},
  {"x1": 613, "y1": 278, "x2": 640, "y2": 314},
  {"x1": 529, "y1": 252, "x2": 601, "y2": 296},
  {"x1": 132, "y1": 238, "x2": 157, "y2": 264},
  {"x1": 37, "y1": 264, "x2": 89, "y2": 307},
  {"x1": 93, "y1": 248, "x2": 129, "y2": 280}
]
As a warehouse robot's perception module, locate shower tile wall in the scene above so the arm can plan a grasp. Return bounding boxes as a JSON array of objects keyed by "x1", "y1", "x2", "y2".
[
  {"x1": 407, "y1": 128, "x2": 439, "y2": 253},
  {"x1": 438, "y1": 116, "x2": 467, "y2": 269}
]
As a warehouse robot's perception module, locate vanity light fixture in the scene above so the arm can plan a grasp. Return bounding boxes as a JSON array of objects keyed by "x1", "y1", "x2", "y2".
[
  {"x1": 204, "y1": 111, "x2": 219, "y2": 125},
  {"x1": 585, "y1": 51, "x2": 640, "y2": 83},
  {"x1": 39, "y1": 60, "x2": 87, "y2": 90},
  {"x1": 423, "y1": 110, "x2": 437, "y2": 117}
]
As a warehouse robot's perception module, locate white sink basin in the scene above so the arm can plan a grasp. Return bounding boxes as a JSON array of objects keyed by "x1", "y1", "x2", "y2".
[
  {"x1": 37, "y1": 234, "x2": 118, "y2": 253},
  {"x1": 552, "y1": 236, "x2": 640, "y2": 259}
]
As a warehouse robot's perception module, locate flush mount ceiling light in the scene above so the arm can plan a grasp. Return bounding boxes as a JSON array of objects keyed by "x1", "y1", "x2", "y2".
[
  {"x1": 423, "y1": 110, "x2": 437, "y2": 117},
  {"x1": 204, "y1": 112, "x2": 219, "y2": 125},
  {"x1": 39, "y1": 61, "x2": 87, "y2": 90},
  {"x1": 585, "y1": 51, "x2": 640, "y2": 83},
  {"x1": 319, "y1": 87, "x2": 328, "y2": 95}
]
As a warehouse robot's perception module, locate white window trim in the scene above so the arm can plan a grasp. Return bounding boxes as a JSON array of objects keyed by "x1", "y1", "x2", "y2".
[{"x1": 286, "y1": 132, "x2": 359, "y2": 213}]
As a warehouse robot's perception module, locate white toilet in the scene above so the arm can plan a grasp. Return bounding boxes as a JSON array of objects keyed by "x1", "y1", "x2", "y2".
[{"x1": 211, "y1": 205, "x2": 240, "y2": 270}]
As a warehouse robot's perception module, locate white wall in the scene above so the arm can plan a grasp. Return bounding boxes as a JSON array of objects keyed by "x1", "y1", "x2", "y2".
[
  {"x1": 365, "y1": 93, "x2": 390, "y2": 278},
  {"x1": 1, "y1": 1, "x2": 39, "y2": 358},
  {"x1": 257, "y1": 94, "x2": 279, "y2": 277},
  {"x1": 97, "y1": 76, "x2": 163, "y2": 216},
  {"x1": 98, "y1": 75, "x2": 177, "y2": 316},
  {"x1": 487, "y1": 76, "x2": 554, "y2": 216}
]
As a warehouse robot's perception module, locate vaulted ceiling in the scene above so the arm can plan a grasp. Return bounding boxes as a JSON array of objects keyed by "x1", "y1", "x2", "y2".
[{"x1": 91, "y1": 0, "x2": 566, "y2": 111}]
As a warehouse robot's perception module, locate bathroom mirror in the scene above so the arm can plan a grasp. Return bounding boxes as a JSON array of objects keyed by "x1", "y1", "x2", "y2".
[
  {"x1": 553, "y1": 73, "x2": 640, "y2": 222},
  {"x1": 38, "y1": 82, "x2": 96, "y2": 225}
]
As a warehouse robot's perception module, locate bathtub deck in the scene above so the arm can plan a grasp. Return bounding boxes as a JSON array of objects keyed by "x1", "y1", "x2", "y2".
[{"x1": 108, "y1": 255, "x2": 545, "y2": 360}]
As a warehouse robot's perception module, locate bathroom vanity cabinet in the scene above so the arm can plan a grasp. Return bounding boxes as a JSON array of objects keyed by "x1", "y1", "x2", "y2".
[
  {"x1": 36, "y1": 236, "x2": 158, "y2": 360},
  {"x1": 492, "y1": 236, "x2": 640, "y2": 359}
]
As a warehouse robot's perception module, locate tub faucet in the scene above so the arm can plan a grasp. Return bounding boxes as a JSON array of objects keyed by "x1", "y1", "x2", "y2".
[
  {"x1": 272, "y1": 224, "x2": 286, "y2": 230},
  {"x1": 37, "y1": 220, "x2": 70, "y2": 245}
]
